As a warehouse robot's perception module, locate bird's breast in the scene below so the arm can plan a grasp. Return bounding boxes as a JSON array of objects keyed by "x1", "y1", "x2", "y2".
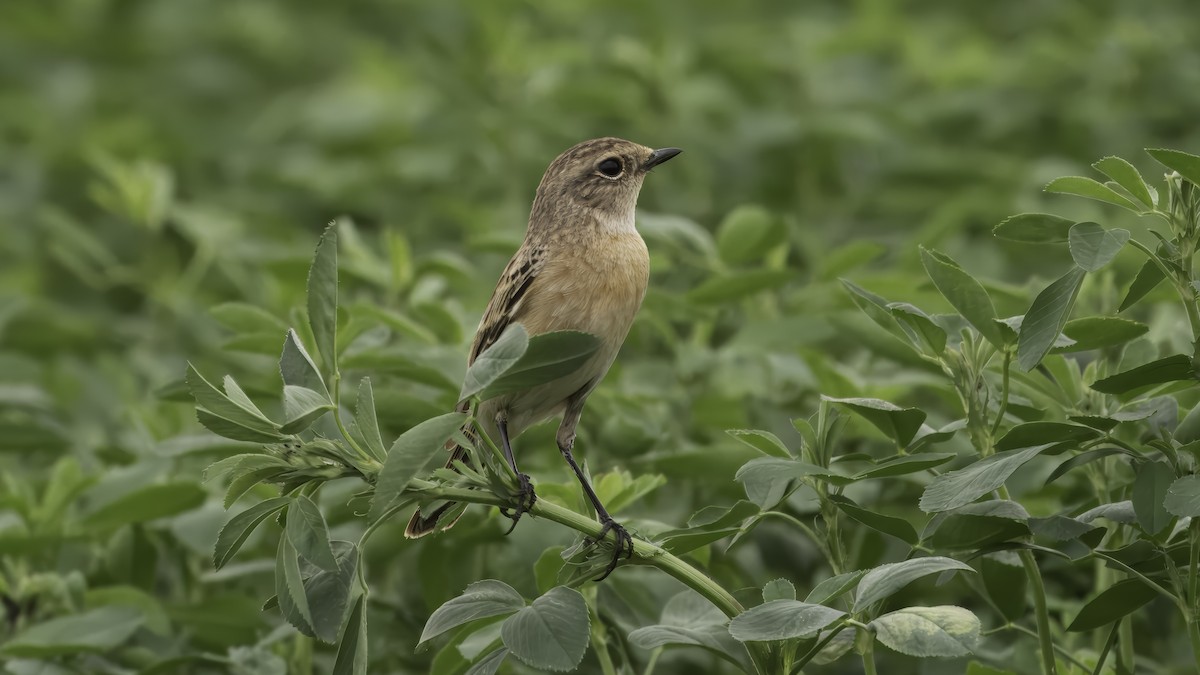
[{"x1": 521, "y1": 232, "x2": 649, "y2": 345}]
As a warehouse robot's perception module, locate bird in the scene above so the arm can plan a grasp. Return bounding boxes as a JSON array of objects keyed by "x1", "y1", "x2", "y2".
[{"x1": 404, "y1": 137, "x2": 682, "y2": 579}]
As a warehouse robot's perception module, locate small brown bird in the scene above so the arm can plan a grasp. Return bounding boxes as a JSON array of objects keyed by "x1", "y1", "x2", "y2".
[{"x1": 405, "y1": 137, "x2": 681, "y2": 578}]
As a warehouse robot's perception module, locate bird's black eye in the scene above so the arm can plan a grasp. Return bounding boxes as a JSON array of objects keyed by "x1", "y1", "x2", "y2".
[{"x1": 597, "y1": 157, "x2": 623, "y2": 178}]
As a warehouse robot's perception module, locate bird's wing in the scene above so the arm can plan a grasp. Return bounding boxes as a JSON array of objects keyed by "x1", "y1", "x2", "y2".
[{"x1": 468, "y1": 243, "x2": 547, "y2": 365}]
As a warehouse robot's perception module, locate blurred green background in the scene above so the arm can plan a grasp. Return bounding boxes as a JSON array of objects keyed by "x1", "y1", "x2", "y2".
[{"x1": 2, "y1": 0, "x2": 1199, "y2": 673}]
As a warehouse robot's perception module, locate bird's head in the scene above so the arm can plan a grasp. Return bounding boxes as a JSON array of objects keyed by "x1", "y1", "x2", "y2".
[{"x1": 530, "y1": 137, "x2": 681, "y2": 233}]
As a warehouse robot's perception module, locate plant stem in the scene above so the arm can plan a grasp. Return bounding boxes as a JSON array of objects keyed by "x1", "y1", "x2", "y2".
[
  {"x1": 790, "y1": 623, "x2": 848, "y2": 674},
  {"x1": 856, "y1": 623, "x2": 878, "y2": 675},
  {"x1": 1190, "y1": 519, "x2": 1200, "y2": 613},
  {"x1": 1019, "y1": 549, "x2": 1058, "y2": 675},
  {"x1": 762, "y1": 510, "x2": 839, "y2": 573},
  {"x1": 592, "y1": 624, "x2": 618, "y2": 675},
  {"x1": 584, "y1": 585, "x2": 619, "y2": 675},
  {"x1": 989, "y1": 348, "x2": 1012, "y2": 438},
  {"x1": 641, "y1": 647, "x2": 662, "y2": 675},
  {"x1": 403, "y1": 479, "x2": 771, "y2": 674},
  {"x1": 1004, "y1": 624, "x2": 1091, "y2": 672},
  {"x1": 1090, "y1": 551, "x2": 1182, "y2": 610},
  {"x1": 1117, "y1": 617, "x2": 1135, "y2": 674},
  {"x1": 1162, "y1": 550, "x2": 1200, "y2": 672},
  {"x1": 331, "y1": 373, "x2": 376, "y2": 464},
  {"x1": 996, "y1": 484, "x2": 1058, "y2": 675},
  {"x1": 1090, "y1": 622, "x2": 1120, "y2": 675}
]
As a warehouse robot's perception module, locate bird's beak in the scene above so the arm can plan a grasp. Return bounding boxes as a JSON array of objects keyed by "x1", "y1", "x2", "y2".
[{"x1": 644, "y1": 147, "x2": 682, "y2": 170}]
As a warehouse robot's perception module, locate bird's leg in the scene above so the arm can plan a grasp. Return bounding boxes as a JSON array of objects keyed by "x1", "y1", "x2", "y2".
[
  {"x1": 556, "y1": 422, "x2": 634, "y2": 581},
  {"x1": 495, "y1": 416, "x2": 535, "y2": 533}
]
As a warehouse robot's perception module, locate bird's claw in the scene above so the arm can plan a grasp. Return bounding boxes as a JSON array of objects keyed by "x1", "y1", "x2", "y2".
[
  {"x1": 585, "y1": 516, "x2": 635, "y2": 581},
  {"x1": 499, "y1": 472, "x2": 536, "y2": 535}
]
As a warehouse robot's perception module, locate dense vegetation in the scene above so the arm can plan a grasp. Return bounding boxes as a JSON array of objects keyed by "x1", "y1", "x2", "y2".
[{"x1": 3, "y1": 1, "x2": 1200, "y2": 674}]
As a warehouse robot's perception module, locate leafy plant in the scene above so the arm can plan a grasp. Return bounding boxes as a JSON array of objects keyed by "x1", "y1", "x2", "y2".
[
  {"x1": 5, "y1": 2, "x2": 1200, "y2": 673},
  {"x1": 185, "y1": 152, "x2": 1200, "y2": 674}
]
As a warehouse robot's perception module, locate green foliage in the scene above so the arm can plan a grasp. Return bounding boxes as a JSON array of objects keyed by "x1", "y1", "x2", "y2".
[{"x1": 5, "y1": 1, "x2": 1200, "y2": 673}]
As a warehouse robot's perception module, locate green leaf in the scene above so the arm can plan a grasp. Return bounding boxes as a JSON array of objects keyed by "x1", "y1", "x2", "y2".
[
  {"x1": 280, "y1": 329, "x2": 329, "y2": 395},
  {"x1": 1045, "y1": 448, "x2": 1126, "y2": 485},
  {"x1": 830, "y1": 494, "x2": 919, "y2": 545},
  {"x1": 1045, "y1": 176, "x2": 1140, "y2": 211},
  {"x1": 533, "y1": 546, "x2": 567, "y2": 595},
  {"x1": 805, "y1": 570, "x2": 867, "y2": 605},
  {"x1": 762, "y1": 579, "x2": 796, "y2": 602},
  {"x1": 981, "y1": 555, "x2": 1027, "y2": 622},
  {"x1": 919, "y1": 247, "x2": 1006, "y2": 349},
  {"x1": 853, "y1": 453, "x2": 956, "y2": 481},
  {"x1": 204, "y1": 451, "x2": 278, "y2": 484},
  {"x1": 370, "y1": 412, "x2": 468, "y2": 522},
  {"x1": 1164, "y1": 476, "x2": 1200, "y2": 517},
  {"x1": 1028, "y1": 515, "x2": 1104, "y2": 546},
  {"x1": 308, "y1": 222, "x2": 339, "y2": 373},
  {"x1": 83, "y1": 482, "x2": 205, "y2": 529},
  {"x1": 660, "y1": 500, "x2": 761, "y2": 554},
  {"x1": 992, "y1": 213, "x2": 1075, "y2": 244},
  {"x1": 920, "y1": 445, "x2": 1051, "y2": 512},
  {"x1": 1067, "y1": 579, "x2": 1159, "y2": 631},
  {"x1": 340, "y1": 349, "x2": 458, "y2": 392},
  {"x1": 1092, "y1": 354, "x2": 1197, "y2": 394},
  {"x1": 871, "y1": 606, "x2": 980, "y2": 657},
  {"x1": 1132, "y1": 461, "x2": 1175, "y2": 535},
  {"x1": 500, "y1": 586, "x2": 589, "y2": 672},
  {"x1": 1017, "y1": 266, "x2": 1085, "y2": 371},
  {"x1": 196, "y1": 408, "x2": 287, "y2": 443},
  {"x1": 1120, "y1": 259, "x2": 1167, "y2": 312},
  {"x1": 816, "y1": 241, "x2": 886, "y2": 280},
  {"x1": 420, "y1": 580, "x2": 525, "y2": 644},
  {"x1": 332, "y1": 595, "x2": 368, "y2": 675},
  {"x1": 465, "y1": 648, "x2": 508, "y2": 675},
  {"x1": 735, "y1": 457, "x2": 847, "y2": 508},
  {"x1": 715, "y1": 204, "x2": 785, "y2": 265},
  {"x1": 286, "y1": 496, "x2": 338, "y2": 571},
  {"x1": 1147, "y1": 148, "x2": 1200, "y2": 187},
  {"x1": 822, "y1": 396, "x2": 926, "y2": 447},
  {"x1": 0, "y1": 606, "x2": 144, "y2": 657},
  {"x1": 211, "y1": 302, "x2": 289, "y2": 335},
  {"x1": 995, "y1": 422, "x2": 1100, "y2": 451},
  {"x1": 926, "y1": 502, "x2": 1031, "y2": 549},
  {"x1": 1078, "y1": 501, "x2": 1138, "y2": 526},
  {"x1": 727, "y1": 600, "x2": 845, "y2": 642},
  {"x1": 841, "y1": 279, "x2": 911, "y2": 346},
  {"x1": 275, "y1": 537, "x2": 314, "y2": 634},
  {"x1": 224, "y1": 465, "x2": 288, "y2": 508},
  {"x1": 1068, "y1": 222, "x2": 1130, "y2": 272},
  {"x1": 889, "y1": 303, "x2": 947, "y2": 355},
  {"x1": 186, "y1": 364, "x2": 283, "y2": 439},
  {"x1": 686, "y1": 269, "x2": 792, "y2": 304},
  {"x1": 213, "y1": 496, "x2": 289, "y2": 569},
  {"x1": 354, "y1": 378, "x2": 386, "y2": 461},
  {"x1": 1094, "y1": 156, "x2": 1155, "y2": 207},
  {"x1": 627, "y1": 592, "x2": 747, "y2": 670},
  {"x1": 305, "y1": 541, "x2": 359, "y2": 643},
  {"x1": 1176, "y1": 400, "x2": 1200, "y2": 444},
  {"x1": 479, "y1": 331, "x2": 601, "y2": 401},
  {"x1": 1054, "y1": 317, "x2": 1148, "y2": 353},
  {"x1": 280, "y1": 385, "x2": 333, "y2": 434},
  {"x1": 853, "y1": 557, "x2": 975, "y2": 612},
  {"x1": 726, "y1": 429, "x2": 790, "y2": 458},
  {"x1": 459, "y1": 324, "x2": 529, "y2": 401}
]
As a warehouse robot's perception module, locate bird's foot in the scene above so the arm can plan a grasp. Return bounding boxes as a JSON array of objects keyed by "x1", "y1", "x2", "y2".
[
  {"x1": 585, "y1": 516, "x2": 635, "y2": 581},
  {"x1": 499, "y1": 472, "x2": 536, "y2": 535}
]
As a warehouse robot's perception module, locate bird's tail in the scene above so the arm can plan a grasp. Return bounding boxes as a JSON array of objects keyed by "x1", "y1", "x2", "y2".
[{"x1": 403, "y1": 421, "x2": 476, "y2": 538}]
